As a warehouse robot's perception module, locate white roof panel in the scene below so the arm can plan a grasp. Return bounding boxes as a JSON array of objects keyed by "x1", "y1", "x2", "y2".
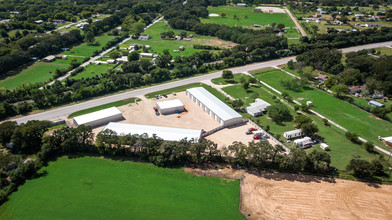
[
  {"x1": 103, "y1": 122, "x2": 201, "y2": 142},
  {"x1": 382, "y1": 136, "x2": 392, "y2": 143},
  {"x1": 186, "y1": 87, "x2": 242, "y2": 121},
  {"x1": 73, "y1": 107, "x2": 122, "y2": 125},
  {"x1": 157, "y1": 99, "x2": 184, "y2": 109},
  {"x1": 284, "y1": 129, "x2": 302, "y2": 136}
]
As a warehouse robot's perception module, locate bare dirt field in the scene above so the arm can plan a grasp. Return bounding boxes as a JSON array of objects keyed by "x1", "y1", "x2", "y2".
[
  {"x1": 92, "y1": 92, "x2": 221, "y2": 134},
  {"x1": 185, "y1": 167, "x2": 392, "y2": 220}
]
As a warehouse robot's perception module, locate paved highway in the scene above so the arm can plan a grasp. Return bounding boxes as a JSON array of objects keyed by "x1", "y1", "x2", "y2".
[{"x1": 10, "y1": 41, "x2": 392, "y2": 124}]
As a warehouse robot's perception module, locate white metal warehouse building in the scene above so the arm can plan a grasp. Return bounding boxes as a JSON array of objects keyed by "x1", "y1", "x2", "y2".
[
  {"x1": 102, "y1": 122, "x2": 202, "y2": 142},
  {"x1": 186, "y1": 87, "x2": 243, "y2": 126},
  {"x1": 156, "y1": 99, "x2": 185, "y2": 115},
  {"x1": 73, "y1": 107, "x2": 123, "y2": 127}
]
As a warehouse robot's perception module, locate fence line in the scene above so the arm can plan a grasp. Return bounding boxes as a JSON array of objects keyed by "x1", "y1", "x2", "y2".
[{"x1": 245, "y1": 119, "x2": 291, "y2": 153}]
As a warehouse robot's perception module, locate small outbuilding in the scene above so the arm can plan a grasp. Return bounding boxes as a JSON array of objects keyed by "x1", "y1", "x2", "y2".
[
  {"x1": 73, "y1": 107, "x2": 123, "y2": 127},
  {"x1": 284, "y1": 129, "x2": 303, "y2": 139},
  {"x1": 320, "y1": 143, "x2": 330, "y2": 151},
  {"x1": 369, "y1": 100, "x2": 384, "y2": 108},
  {"x1": 156, "y1": 99, "x2": 185, "y2": 115},
  {"x1": 43, "y1": 55, "x2": 56, "y2": 62},
  {"x1": 245, "y1": 98, "x2": 271, "y2": 117}
]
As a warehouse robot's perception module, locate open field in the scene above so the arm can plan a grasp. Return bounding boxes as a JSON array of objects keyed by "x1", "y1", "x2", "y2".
[
  {"x1": 62, "y1": 35, "x2": 116, "y2": 57},
  {"x1": 201, "y1": 5, "x2": 295, "y2": 28},
  {"x1": 0, "y1": 62, "x2": 68, "y2": 90},
  {"x1": 0, "y1": 156, "x2": 244, "y2": 219},
  {"x1": 252, "y1": 69, "x2": 392, "y2": 148},
  {"x1": 120, "y1": 21, "x2": 236, "y2": 57},
  {"x1": 186, "y1": 167, "x2": 392, "y2": 220},
  {"x1": 70, "y1": 63, "x2": 117, "y2": 80}
]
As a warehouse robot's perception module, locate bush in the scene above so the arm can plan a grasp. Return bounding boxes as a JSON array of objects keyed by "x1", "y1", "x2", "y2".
[
  {"x1": 345, "y1": 131, "x2": 362, "y2": 144},
  {"x1": 364, "y1": 142, "x2": 375, "y2": 153}
]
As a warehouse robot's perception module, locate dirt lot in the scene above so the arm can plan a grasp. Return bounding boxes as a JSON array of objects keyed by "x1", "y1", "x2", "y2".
[
  {"x1": 205, "y1": 122, "x2": 278, "y2": 149},
  {"x1": 92, "y1": 92, "x2": 220, "y2": 134},
  {"x1": 186, "y1": 167, "x2": 392, "y2": 220}
]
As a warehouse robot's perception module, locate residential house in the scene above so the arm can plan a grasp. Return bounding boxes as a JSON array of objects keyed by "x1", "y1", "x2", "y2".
[
  {"x1": 35, "y1": 20, "x2": 44, "y2": 24},
  {"x1": 237, "y1": 3, "x2": 247, "y2": 7},
  {"x1": 174, "y1": 35, "x2": 182, "y2": 40},
  {"x1": 52, "y1": 19, "x2": 65, "y2": 24},
  {"x1": 284, "y1": 129, "x2": 303, "y2": 139},
  {"x1": 294, "y1": 137, "x2": 313, "y2": 148},
  {"x1": 348, "y1": 85, "x2": 366, "y2": 95}
]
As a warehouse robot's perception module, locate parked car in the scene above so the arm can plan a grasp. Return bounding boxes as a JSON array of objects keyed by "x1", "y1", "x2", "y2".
[
  {"x1": 253, "y1": 135, "x2": 262, "y2": 140},
  {"x1": 246, "y1": 130, "x2": 253, "y2": 135},
  {"x1": 153, "y1": 107, "x2": 158, "y2": 112},
  {"x1": 155, "y1": 111, "x2": 160, "y2": 116},
  {"x1": 201, "y1": 130, "x2": 206, "y2": 134},
  {"x1": 248, "y1": 127, "x2": 257, "y2": 131},
  {"x1": 163, "y1": 94, "x2": 167, "y2": 98},
  {"x1": 155, "y1": 95, "x2": 159, "y2": 99}
]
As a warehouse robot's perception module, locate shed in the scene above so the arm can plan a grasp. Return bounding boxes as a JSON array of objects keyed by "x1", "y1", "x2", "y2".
[
  {"x1": 156, "y1": 99, "x2": 185, "y2": 115},
  {"x1": 73, "y1": 107, "x2": 123, "y2": 127},
  {"x1": 186, "y1": 87, "x2": 243, "y2": 127},
  {"x1": 369, "y1": 100, "x2": 384, "y2": 108},
  {"x1": 320, "y1": 143, "x2": 330, "y2": 151},
  {"x1": 380, "y1": 136, "x2": 392, "y2": 147},
  {"x1": 245, "y1": 98, "x2": 271, "y2": 117},
  {"x1": 283, "y1": 129, "x2": 303, "y2": 139},
  {"x1": 107, "y1": 59, "x2": 116, "y2": 64},
  {"x1": 102, "y1": 122, "x2": 202, "y2": 143},
  {"x1": 237, "y1": 3, "x2": 247, "y2": 7},
  {"x1": 179, "y1": 46, "x2": 185, "y2": 51},
  {"x1": 140, "y1": 53, "x2": 155, "y2": 58},
  {"x1": 43, "y1": 55, "x2": 56, "y2": 62},
  {"x1": 138, "y1": 35, "x2": 150, "y2": 40}
]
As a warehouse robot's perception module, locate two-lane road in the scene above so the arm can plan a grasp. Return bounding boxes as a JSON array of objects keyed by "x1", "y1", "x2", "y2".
[{"x1": 11, "y1": 41, "x2": 392, "y2": 124}]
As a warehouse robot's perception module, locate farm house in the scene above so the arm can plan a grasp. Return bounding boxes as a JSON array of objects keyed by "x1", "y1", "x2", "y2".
[
  {"x1": 73, "y1": 107, "x2": 123, "y2": 127},
  {"x1": 283, "y1": 129, "x2": 303, "y2": 139},
  {"x1": 245, "y1": 98, "x2": 271, "y2": 117},
  {"x1": 156, "y1": 99, "x2": 185, "y2": 115},
  {"x1": 102, "y1": 122, "x2": 202, "y2": 142},
  {"x1": 186, "y1": 87, "x2": 243, "y2": 127}
]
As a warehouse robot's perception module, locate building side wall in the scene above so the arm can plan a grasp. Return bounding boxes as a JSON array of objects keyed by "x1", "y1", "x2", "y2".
[{"x1": 76, "y1": 114, "x2": 123, "y2": 128}]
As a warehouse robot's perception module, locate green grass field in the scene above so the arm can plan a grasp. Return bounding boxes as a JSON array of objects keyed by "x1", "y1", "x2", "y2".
[
  {"x1": 0, "y1": 156, "x2": 243, "y2": 220},
  {"x1": 211, "y1": 73, "x2": 251, "y2": 85},
  {"x1": 63, "y1": 35, "x2": 116, "y2": 57},
  {"x1": 68, "y1": 98, "x2": 138, "y2": 118},
  {"x1": 70, "y1": 63, "x2": 117, "y2": 80},
  {"x1": 252, "y1": 69, "x2": 392, "y2": 148},
  {"x1": 0, "y1": 62, "x2": 68, "y2": 90},
  {"x1": 201, "y1": 5, "x2": 295, "y2": 28},
  {"x1": 120, "y1": 21, "x2": 235, "y2": 57},
  {"x1": 220, "y1": 80, "x2": 380, "y2": 170}
]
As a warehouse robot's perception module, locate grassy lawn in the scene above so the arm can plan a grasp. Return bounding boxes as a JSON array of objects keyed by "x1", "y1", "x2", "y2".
[
  {"x1": 68, "y1": 98, "x2": 138, "y2": 118},
  {"x1": 70, "y1": 63, "x2": 117, "y2": 80},
  {"x1": 375, "y1": 47, "x2": 392, "y2": 56},
  {"x1": 63, "y1": 35, "x2": 116, "y2": 57},
  {"x1": 120, "y1": 21, "x2": 236, "y2": 57},
  {"x1": 252, "y1": 69, "x2": 392, "y2": 148},
  {"x1": 201, "y1": 5, "x2": 295, "y2": 28},
  {"x1": 211, "y1": 73, "x2": 251, "y2": 85},
  {"x1": 0, "y1": 62, "x2": 69, "y2": 90},
  {"x1": 222, "y1": 82, "x2": 381, "y2": 170},
  {"x1": 0, "y1": 156, "x2": 243, "y2": 220}
]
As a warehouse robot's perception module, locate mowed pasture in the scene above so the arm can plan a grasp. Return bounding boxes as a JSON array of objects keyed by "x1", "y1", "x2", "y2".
[
  {"x1": 201, "y1": 5, "x2": 295, "y2": 28},
  {"x1": 0, "y1": 56, "x2": 83, "y2": 90},
  {"x1": 252, "y1": 69, "x2": 392, "y2": 148},
  {"x1": 218, "y1": 79, "x2": 378, "y2": 170},
  {"x1": 120, "y1": 21, "x2": 236, "y2": 57},
  {"x1": 62, "y1": 35, "x2": 117, "y2": 57},
  {"x1": 0, "y1": 156, "x2": 244, "y2": 220},
  {"x1": 70, "y1": 63, "x2": 116, "y2": 80}
]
